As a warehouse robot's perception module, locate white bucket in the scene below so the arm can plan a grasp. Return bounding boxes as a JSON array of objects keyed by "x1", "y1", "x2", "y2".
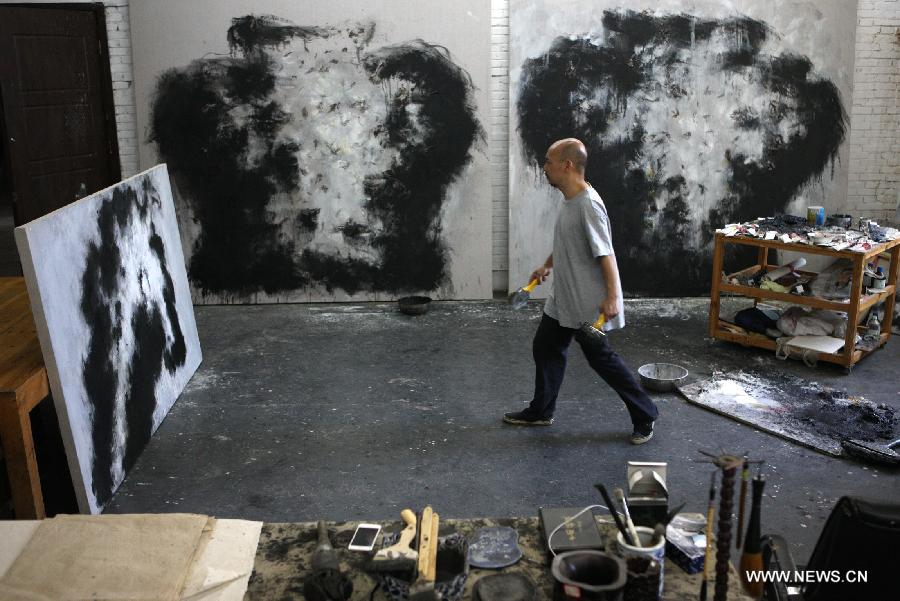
[{"x1": 615, "y1": 526, "x2": 665, "y2": 601}]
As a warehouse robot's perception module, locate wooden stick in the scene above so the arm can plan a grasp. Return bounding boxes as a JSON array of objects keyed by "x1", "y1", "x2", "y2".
[
  {"x1": 736, "y1": 457, "x2": 749, "y2": 549},
  {"x1": 700, "y1": 471, "x2": 716, "y2": 601}
]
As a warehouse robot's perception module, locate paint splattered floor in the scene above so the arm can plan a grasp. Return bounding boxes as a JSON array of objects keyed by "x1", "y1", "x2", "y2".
[{"x1": 105, "y1": 298, "x2": 900, "y2": 565}]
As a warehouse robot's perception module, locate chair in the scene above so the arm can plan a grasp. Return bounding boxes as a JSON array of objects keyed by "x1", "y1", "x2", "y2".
[{"x1": 761, "y1": 496, "x2": 900, "y2": 601}]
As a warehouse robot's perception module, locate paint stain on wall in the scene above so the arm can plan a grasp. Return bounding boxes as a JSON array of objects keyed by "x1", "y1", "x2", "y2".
[
  {"x1": 80, "y1": 176, "x2": 188, "y2": 507},
  {"x1": 151, "y1": 16, "x2": 481, "y2": 300},
  {"x1": 517, "y1": 9, "x2": 846, "y2": 295}
]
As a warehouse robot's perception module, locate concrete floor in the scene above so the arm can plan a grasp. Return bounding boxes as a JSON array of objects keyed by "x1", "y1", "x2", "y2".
[{"x1": 106, "y1": 297, "x2": 900, "y2": 564}]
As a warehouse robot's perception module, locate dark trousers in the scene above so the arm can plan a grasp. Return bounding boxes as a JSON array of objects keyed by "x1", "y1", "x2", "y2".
[{"x1": 526, "y1": 313, "x2": 658, "y2": 425}]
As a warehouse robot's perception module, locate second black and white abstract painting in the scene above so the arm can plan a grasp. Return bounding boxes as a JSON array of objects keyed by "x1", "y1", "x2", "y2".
[{"x1": 510, "y1": 0, "x2": 855, "y2": 296}]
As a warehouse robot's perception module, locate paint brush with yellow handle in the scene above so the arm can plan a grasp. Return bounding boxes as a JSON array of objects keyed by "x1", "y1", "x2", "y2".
[
  {"x1": 509, "y1": 278, "x2": 540, "y2": 309},
  {"x1": 577, "y1": 313, "x2": 607, "y2": 348}
]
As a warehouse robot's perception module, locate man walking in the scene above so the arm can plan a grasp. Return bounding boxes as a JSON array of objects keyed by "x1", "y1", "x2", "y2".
[{"x1": 503, "y1": 138, "x2": 658, "y2": 444}]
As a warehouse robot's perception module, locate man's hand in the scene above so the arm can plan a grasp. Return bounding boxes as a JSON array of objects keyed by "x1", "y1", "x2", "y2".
[
  {"x1": 531, "y1": 265, "x2": 552, "y2": 284},
  {"x1": 602, "y1": 296, "x2": 620, "y2": 320}
]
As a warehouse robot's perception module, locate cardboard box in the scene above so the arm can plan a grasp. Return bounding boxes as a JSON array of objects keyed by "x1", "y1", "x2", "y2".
[{"x1": 626, "y1": 462, "x2": 668, "y2": 528}]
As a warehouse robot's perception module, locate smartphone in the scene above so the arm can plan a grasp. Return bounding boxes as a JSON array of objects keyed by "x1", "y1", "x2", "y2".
[{"x1": 348, "y1": 523, "x2": 382, "y2": 552}]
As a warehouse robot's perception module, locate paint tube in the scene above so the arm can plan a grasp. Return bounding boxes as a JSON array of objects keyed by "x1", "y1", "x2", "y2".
[{"x1": 762, "y1": 258, "x2": 806, "y2": 282}]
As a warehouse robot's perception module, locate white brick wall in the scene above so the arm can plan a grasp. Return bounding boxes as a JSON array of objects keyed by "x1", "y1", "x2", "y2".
[
  {"x1": 491, "y1": 0, "x2": 510, "y2": 292},
  {"x1": 103, "y1": 2, "x2": 139, "y2": 178},
  {"x1": 847, "y1": 0, "x2": 900, "y2": 223}
]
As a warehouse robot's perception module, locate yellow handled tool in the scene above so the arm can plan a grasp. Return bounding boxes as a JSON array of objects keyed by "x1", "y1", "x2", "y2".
[
  {"x1": 509, "y1": 278, "x2": 540, "y2": 309},
  {"x1": 577, "y1": 312, "x2": 607, "y2": 349}
]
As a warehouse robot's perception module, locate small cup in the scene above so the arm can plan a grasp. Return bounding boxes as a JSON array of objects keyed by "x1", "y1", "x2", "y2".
[{"x1": 616, "y1": 526, "x2": 665, "y2": 601}]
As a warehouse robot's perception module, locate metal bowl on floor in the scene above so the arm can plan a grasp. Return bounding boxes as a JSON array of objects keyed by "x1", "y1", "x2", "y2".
[
  {"x1": 398, "y1": 295, "x2": 432, "y2": 316},
  {"x1": 638, "y1": 363, "x2": 688, "y2": 392}
]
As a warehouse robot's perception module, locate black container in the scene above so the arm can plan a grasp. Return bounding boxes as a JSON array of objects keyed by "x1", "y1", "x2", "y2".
[
  {"x1": 398, "y1": 296, "x2": 432, "y2": 316},
  {"x1": 826, "y1": 214, "x2": 852, "y2": 229},
  {"x1": 378, "y1": 533, "x2": 468, "y2": 601},
  {"x1": 551, "y1": 550, "x2": 626, "y2": 601}
]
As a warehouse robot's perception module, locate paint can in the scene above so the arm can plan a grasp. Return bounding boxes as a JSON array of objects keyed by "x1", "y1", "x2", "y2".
[
  {"x1": 615, "y1": 527, "x2": 665, "y2": 601},
  {"x1": 825, "y1": 214, "x2": 852, "y2": 229},
  {"x1": 806, "y1": 206, "x2": 825, "y2": 226}
]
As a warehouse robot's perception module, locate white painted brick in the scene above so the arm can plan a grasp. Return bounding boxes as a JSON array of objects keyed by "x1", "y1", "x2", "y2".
[{"x1": 490, "y1": 0, "x2": 510, "y2": 291}]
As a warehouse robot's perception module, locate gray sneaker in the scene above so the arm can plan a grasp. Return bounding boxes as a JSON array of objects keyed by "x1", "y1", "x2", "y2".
[
  {"x1": 503, "y1": 410, "x2": 553, "y2": 426},
  {"x1": 630, "y1": 422, "x2": 654, "y2": 445}
]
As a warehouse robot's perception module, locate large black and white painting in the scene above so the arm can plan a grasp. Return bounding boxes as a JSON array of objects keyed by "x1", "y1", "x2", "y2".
[
  {"x1": 15, "y1": 165, "x2": 202, "y2": 514},
  {"x1": 510, "y1": 0, "x2": 855, "y2": 296},
  {"x1": 131, "y1": 1, "x2": 491, "y2": 303}
]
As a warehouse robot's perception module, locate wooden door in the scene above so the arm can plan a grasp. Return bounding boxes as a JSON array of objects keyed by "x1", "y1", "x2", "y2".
[{"x1": 0, "y1": 4, "x2": 120, "y2": 226}]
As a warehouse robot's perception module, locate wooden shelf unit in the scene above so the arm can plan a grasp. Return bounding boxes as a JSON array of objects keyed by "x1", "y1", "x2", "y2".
[{"x1": 708, "y1": 233, "x2": 900, "y2": 370}]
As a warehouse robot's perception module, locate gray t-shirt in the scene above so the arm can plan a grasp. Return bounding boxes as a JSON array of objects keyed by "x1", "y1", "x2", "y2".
[{"x1": 544, "y1": 186, "x2": 625, "y2": 330}]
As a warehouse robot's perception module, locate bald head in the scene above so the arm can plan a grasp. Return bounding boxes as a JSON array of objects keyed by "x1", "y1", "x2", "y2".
[{"x1": 549, "y1": 138, "x2": 587, "y2": 173}]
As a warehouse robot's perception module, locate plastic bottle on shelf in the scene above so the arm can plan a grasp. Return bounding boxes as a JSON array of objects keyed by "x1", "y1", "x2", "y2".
[{"x1": 866, "y1": 311, "x2": 881, "y2": 339}]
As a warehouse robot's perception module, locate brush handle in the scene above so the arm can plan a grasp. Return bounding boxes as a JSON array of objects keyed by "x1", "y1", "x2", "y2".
[
  {"x1": 524, "y1": 278, "x2": 539, "y2": 292},
  {"x1": 595, "y1": 483, "x2": 634, "y2": 546},
  {"x1": 736, "y1": 460, "x2": 749, "y2": 549},
  {"x1": 740, "y1": 476, "x2": 766, "y2": 599},
  {"x1": 703, "y1": 505, "x2": 715, "y2": 582},
  {"x1": 701, "y1": 471, "x2": 716, "y2": 601},
  {"x1": 614, "y1": 487, "x2": 642, "y2": 548}
]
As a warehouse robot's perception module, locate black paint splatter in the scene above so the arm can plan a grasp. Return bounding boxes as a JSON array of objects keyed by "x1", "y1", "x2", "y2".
[
  {"x1": 227, "y1": 15, "x2": 332, "y2": 54},
  {"x1": 336, "y1": 220, "x2": 371, "y2": 241},
  {"x1": 151, "y1": 60, "x2": 305, "y2": 296},
  {"x1": 297, "y1": 209, "x2": 320, "y2": 232},
  {"x1": 517, "y1": 9, "x2": 846, "y2": 296},
  {"x1": 151, "y1": 16, "x2": 481, "y2": 298},
  {"x1": 79, "y1": 176, "x2": 187, "y2": 508}
]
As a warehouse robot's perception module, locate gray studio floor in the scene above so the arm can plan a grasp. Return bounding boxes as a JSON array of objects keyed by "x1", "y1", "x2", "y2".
[{"x1": 106, "y1": 297, "x2": 900, "y2": 564}]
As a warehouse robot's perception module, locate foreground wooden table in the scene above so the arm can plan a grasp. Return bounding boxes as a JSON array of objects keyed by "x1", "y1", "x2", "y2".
[
  {"x1": 0, "y1": 277, "x2": 49, "y2": 519},
  {"x1": 247, "y1": 516, "x2": 751, "y2": 600}
]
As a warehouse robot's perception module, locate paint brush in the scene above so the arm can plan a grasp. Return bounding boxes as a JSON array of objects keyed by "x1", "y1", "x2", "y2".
[
  {"x1": 508, "y1": 278, "x2": 539, "y2": 309},
  {"x1": 739, "y1": 472, "x2": 767, "y2": 599},
  {"x1": 699, "y1": 471, "x2": 717, "y2": 601},
  {"x1": 577, "y1": 313, "x2": 607, "y2": 348},
  {"x1": 594, "y1": 483, "x2": 634, "y2": 546},
  {"x1": 614, "y1": 487, "x2": 642, "y2": 548},
  {"x1": 736, "y1": 455, "x2": 749, "y2": 549}
]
